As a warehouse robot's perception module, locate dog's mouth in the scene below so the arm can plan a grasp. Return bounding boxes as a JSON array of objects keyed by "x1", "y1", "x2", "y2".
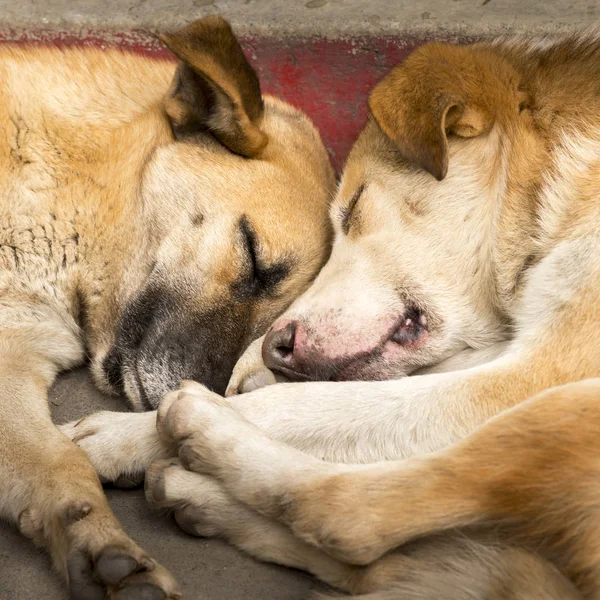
[
  {"x1": 389, "y1": 305, "x2": 429, "y2": 347},
  {"x1": 102, "y1": 338, "x2": 236, "y2": 411},
  {"x1": 267, "y1": 304, "x2": 431, "y2": 383}
]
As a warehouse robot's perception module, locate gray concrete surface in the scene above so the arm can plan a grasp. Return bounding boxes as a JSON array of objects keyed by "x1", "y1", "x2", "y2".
[
  {"x1": 0, "y1": 0, "x2": 595, "y2": 39},
  {"x1": 0, "y1": 368, "x2": 315, "y2": 600}
]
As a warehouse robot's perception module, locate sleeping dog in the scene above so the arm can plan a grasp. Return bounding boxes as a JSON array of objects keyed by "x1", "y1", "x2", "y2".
[{"x1": 0, "y1": 16, "x2": 333, "y2": 599}]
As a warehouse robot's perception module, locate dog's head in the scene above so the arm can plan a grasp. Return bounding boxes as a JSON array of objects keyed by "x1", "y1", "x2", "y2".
[
  {"x1": 94, "y1": 17, "x2": 334, "y2": 409},
  {"x1": 261, "y1": 42, "x2": 536, "y2": 382}
]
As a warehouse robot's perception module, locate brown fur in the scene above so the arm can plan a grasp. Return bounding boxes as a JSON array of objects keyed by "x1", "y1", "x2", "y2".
[
  {"x1": 106, "y1": 33, "x2": 600, "y2": 600},
  {"x1": 0, "y1": 16, "x2": 333, "y2": 599}
]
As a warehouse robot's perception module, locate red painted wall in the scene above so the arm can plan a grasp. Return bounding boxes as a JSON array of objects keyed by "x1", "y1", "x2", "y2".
[
  {"x1": 243, "y1": 37, "x2": 418, "y2": 170},
  {"x1": 0, "y1": 29, "x2": 439, "y2": 171}
]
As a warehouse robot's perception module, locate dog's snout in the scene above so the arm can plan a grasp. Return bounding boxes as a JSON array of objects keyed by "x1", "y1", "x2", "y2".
[
  {"x1": 262, "y1": 321, "x2": 340, "y2": 382},
  {"x1": 262, "y1": 321, "x2": 297, "y2": 373}
]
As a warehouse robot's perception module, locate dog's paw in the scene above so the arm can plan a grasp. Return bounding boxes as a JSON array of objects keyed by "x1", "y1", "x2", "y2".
[
  {"x1": 145, "y1": 458, "x2": 243, "y2": 538},
  {"x1": 44, "y1": 492, "x2": 182, "y2": 600},
  {"x1": 59, "y1": 411, "x2": 164, "y2": 487},
  {"x1": 225, "y1": 335, "x2": 290, "y2": 396},
  {"x1": 225, "y1": 335, "x2": 272, "y2": 396},
  {"x1": 156, "y1": 382, "x2": 251, "y2": 477},
  {"x1": 67, "y1": 544, "x2": 181, "y2": 600},
  {"x1": 227, "y1": 366, "x2": 278, "y2": 396}
]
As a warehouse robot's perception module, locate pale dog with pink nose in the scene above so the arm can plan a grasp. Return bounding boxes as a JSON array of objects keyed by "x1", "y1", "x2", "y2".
[{"x1": 61, "y1": 30, "x2": 600, "y2": 598}]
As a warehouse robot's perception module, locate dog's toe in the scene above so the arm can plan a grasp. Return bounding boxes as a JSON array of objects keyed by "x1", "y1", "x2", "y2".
[
  {"x1": 66, "y1": 541, "x2": 179, "y2": 600},
  {"x1": 95, "y1": 550, "x2": 141, "y2": 585},
  {"x1": 145, "y1": 458, "x2": 182, "y2": 509},
  {"x1": 174, "y1": 504, "x2": 222, "y2": 538},
  {"x1": 67, "y1": 550, "x2": 105, "y2": 600},
  {"x1": 114, "y1": 582, "x2": 166, "y2": 600},
  {"x1": 145, "y1": 458, "x2": 235, "y2": 539},
  {"x1": 111, "y1": 563, "x2": 181, "y2": 600}
]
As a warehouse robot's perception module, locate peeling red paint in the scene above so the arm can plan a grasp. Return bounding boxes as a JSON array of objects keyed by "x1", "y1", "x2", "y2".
[
  {"x1": 243, "y1": 37, "x2": 417, "y2": 170},
  {"x1": 0, "y1": 28, "x2": 446, "y2": 170}
]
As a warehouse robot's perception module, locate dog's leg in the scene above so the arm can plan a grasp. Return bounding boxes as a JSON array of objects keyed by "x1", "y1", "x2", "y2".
[
  {"x1": 60, "y1": 410, "x2": 174, "y2": 487},
  {"x1": 143, "y1": 458, "x2": 364, "y2": 592},
  {"x1": 144, "y1": 459, "x2": 581, "y2": 600},
  {"x1": 0, "y1": 307, "x2": 179, "y2": 599},
  {"x1": 159, "y1": 378, "x2": 600, "y2": 594},
  {"x1": 63, "y1": 340, "x2": 511, "y2": 479},
  {"x1": 143, "y1": 459, "x2": 581, "y2": 600},
  {"x1": 313, "y1": 538, "x2": 582, "y2": 600}
]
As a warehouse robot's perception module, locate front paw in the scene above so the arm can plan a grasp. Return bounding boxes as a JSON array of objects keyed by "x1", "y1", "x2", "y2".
[
  {"x1": 225, "y1": 335, "x2": 281, "y2": 396},
  {"x1": 227, "y1": 366, "x2": 278, "y2": 396},
  {"x1": 156, "y1": 382, "x2": 249, "y2": 477},
  {"x1": 59, "y1": 411, "x2": 161, "y2": 487}
]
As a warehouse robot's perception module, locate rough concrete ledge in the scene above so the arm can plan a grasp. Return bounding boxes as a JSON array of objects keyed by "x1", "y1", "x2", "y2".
[{"x1": 0, "y1": 0, "x2": 595, "y2": 40}]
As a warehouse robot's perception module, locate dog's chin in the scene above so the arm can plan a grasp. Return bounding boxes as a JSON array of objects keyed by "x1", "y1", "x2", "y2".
[
  {"x1": 271, "y1": 353, "x2": 412, "y2": 383},
  {"x1": 120, "y1": 359, "x2": 184, "y2": 411},
  {"x1": 332, "y1": 357, "x2": 411, "y2": 382},
  {"x1": 97, "y1": 347, "x2": 166, "y2": 410},
  {"x1": 119, "y1": 368, "x2": 157, "y2": 411},
  {"x1": 121, "y1": 354, "x2": 233, "y2": 411}
]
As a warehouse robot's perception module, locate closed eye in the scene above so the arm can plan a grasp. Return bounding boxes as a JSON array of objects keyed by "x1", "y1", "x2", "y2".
[
  {"x1": 340, "y1": 184, "x2": 366, "y2": 235},
  {"x1": 236, "y1": 216, "x2": 292, "y2": 299},
  {"x1": 240, "y1": 216, "x2": 259, "y2": 283}
]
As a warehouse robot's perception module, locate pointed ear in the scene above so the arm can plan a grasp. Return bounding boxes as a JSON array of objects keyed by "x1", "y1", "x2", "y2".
[
  {"x1": 160, "y1": 16, "x2": 268, "y2": 158},
  {"x1": 368, "y1": 44, "x2": 500, "y2": 181}
]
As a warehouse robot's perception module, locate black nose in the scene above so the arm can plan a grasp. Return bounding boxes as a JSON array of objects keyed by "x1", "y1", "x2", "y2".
[{"x1": 262, "y1": 322, "x2": 299, "y2": 376}]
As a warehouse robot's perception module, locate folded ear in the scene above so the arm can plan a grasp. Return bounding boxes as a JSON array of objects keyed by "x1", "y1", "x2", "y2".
[
  {"x1": 368, "y1": 44, "x2": 508, "y2": 181},
  {"x1": 161, "y1": 16, "x2": 268, "y2": 157}
]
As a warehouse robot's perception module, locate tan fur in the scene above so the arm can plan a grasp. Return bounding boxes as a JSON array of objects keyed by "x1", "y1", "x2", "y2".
[
  {"x1": 63, "y1": 33, "x2": 600, "y2": 599},
  {"x1": 0, "y1": 16, "x2": 333, "y2": 599}
]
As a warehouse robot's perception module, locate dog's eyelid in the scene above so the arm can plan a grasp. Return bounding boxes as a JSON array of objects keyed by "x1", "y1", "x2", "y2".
[
  {"x1": 234, "y1": 215, "x2": 292, "y2": 300},
  {"x1": 341, "y1": 183, "x2": 366, "y2": 235},
  {"x1": 239, "y1": 216, "x2": 259, "y2": 271}
]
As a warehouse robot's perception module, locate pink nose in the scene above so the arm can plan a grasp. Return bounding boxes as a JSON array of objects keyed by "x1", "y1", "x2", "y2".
[
  {"x1": 262, "y1": 321, "x2": 306, "y2": 379},
  {"x1": 261, "y1": 320, "x2": 351, "y2": 382}
]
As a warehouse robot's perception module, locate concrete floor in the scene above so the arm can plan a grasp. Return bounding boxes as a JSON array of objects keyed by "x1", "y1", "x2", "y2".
[
  {"x1": 0, "y1": 369, "x2": 315, "y2": 600},
  {"x1": 0, "y1": 0, "x2": 593, "y2": 39}
]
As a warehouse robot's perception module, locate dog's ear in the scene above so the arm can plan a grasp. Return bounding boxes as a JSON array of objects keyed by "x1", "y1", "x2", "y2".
[
  {"x1": 368, "y1": 44, "x2": 500, "y2": 181},
  {"x1": 161, "y1": 16, "x2": 267, "y2": 157}
]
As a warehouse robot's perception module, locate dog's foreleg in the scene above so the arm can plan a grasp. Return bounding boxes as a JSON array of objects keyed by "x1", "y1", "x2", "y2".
[
  {"x1": 0, "y1": 307, "x2": 179, "y2": 599},
  {"x1": 156, "y1": 378, "x2": 600, "y2": 595},
  {"x1": 144, "y1": 458, "x2": 364, "y2": 592},
  {"x1": 60, "y1": 409, "x2": 175, "y2": 486},
  {"x1": 219, "y1": 319, "x2": 597, "y2": 463}
]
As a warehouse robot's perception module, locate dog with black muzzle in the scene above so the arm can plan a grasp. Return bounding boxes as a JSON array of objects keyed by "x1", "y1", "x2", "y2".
[
  {"x1": 70, "y1": 32, "x2": 600, "y2": 599},
  {"x1": 0, "y1": 16, "x2": 333, "y2": 599}
]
